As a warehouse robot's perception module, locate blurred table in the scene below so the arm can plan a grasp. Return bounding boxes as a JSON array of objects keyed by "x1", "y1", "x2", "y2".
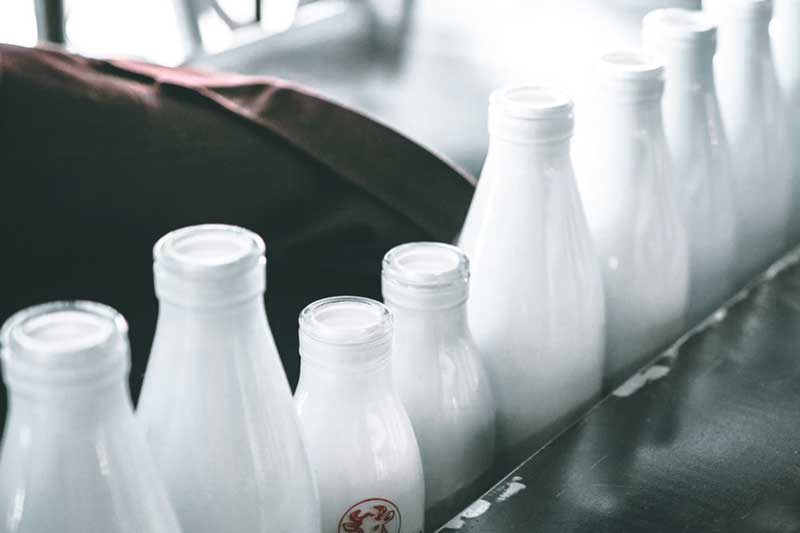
[
  {"x1": 197, "y1": 0, "x2": 700, "y2": 176},
  {"x1": 436, "y1": 250, "x2": 800, "y2": 533}
]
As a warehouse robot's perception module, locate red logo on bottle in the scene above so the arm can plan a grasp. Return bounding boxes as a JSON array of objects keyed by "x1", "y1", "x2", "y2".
[{"x1": 338, "y1": 498, "x2": 401, "y2": 533}]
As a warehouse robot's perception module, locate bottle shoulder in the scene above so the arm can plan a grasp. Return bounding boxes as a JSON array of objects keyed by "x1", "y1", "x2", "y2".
[{"x1": 0, "y1": 419, "x2": 181, "y2": 533}]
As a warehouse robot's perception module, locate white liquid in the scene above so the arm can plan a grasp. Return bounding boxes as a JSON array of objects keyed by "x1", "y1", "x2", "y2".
[
  {"x1": 383, "y1": 242, "x2": 495, "y2": 510},
  {"x1": 295, "y1": 297, "x2": 424, "y2": 533}
]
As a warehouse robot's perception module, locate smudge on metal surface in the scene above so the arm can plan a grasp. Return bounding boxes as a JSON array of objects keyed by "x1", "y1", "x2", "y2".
[
  {"x1": 613, "y1": 364, "x2": 671, "y2": 398},
  {"x1": 461, "y1": 499, "x2": 491, "y2": 518},
  {"x1": 496, "y1": 476, "x2": 527, "y2": 503},
  {"x1": 441, "y1": 499, "x2": 492, "y2": 530}
]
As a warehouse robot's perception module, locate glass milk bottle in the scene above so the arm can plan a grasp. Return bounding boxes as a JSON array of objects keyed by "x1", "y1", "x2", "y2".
[
  {"x1": 294, "y1": 297, "x2": 424, "y2": 533},
  {"x1": 574, "y1": 51, "x2": 689, "y2": 385},
  {"x1": 643, "y1": 9, "x2": 737, "y2": 325},
  {"x1": 772, "y1": 0, "x2": 800, "y2": 241},
  {"x1": 459, "y1": 86, "x2": 605, "y2": 451},
  {"x1": 0, "y1": 301, "x2": 182, "y2": 533},
  {"x1": 137, "y1": 225, "x2": 320, "y2": 533},
  {"x1": 381, "y1": 242, "x2": 495, "y2": 511},
  {"x1": 707, "y1": 0, "x2": 793, "y2": 276}
]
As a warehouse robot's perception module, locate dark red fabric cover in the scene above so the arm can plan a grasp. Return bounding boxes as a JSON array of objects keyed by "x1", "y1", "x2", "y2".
[{"x1": 0, "y1": 44, "x2": 474, "y2": 404}]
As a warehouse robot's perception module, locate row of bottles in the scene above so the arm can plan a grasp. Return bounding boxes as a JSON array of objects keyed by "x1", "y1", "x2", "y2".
[
  {"x1": 0, "y1": 227, "x2": 494, "y2": 532},
  {"x1": 707, "y1": 0, "x2": 794, "y2": 280},
  {"x1": 1, "y1": 1, "x2": 798, "y2": 531},
  {"x1": 461, "y1": 0, "x2": 799, "y2": 454}
]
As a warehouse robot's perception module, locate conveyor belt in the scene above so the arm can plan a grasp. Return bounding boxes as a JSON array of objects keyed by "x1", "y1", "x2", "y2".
[{"x1": 436, "y1": 248, "x2": 800, "y2": 532}]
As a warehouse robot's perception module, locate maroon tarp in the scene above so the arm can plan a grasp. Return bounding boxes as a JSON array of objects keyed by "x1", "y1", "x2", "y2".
[{"x1": 0, "y1": 44, "x2": 475, "y2": 400}]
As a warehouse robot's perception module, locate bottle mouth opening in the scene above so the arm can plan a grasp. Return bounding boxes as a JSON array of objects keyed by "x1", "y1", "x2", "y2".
[
  {"x1": 489, "y1": 85, "x2": 573, "y2": 120},
  {"x1": 645, "y1": 8, "x2": 716, "y2": 41},
  {"x1": 153, "y1": 224, "x2": 267, "y2": 307},
  {"x1": 488, "y1": 85, "x2": 574, "y2": 143},
  {"x1": 599, "y1": 50, "x2": 663, "y2": 75},
  {"x1": 154, "y1": 224, "x2": 265, "y2": 278},
  {"x1": 299, "y1": 296, "x2": 392, "y2": 347},
  {"x1": 2, "y1": 301, "x2": 125, "y2": 356},
  {"x1": 594, "y1": 49, "x2": 664, "y2": 100},
  {"x1": 1, "y1": 301, "x2": 129, "y2": 388},
  {"x1": 660, "y1": 9, "x2": 716, "y2": 33},
  {"x1": 382, "y1": 242, "x2": 468, "y2": 289}
]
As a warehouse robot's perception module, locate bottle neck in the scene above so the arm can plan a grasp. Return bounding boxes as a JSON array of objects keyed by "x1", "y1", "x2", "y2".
[
  {"x1": 717, "y1": 14, "x2": 772, "y2": 56},
  {"x1": 155, "y1": 294, "x2": 267, "y2": 336},
  {"x1": 486, "y1": 133, "x2": 571, "y2": 167},
  {"x1": 661, "y1": 42, "x2": 716, "y2": 90},
  {"x1": 388, "y1": 299, "x2": 469, "y2": 356},
  {"x1": 6, "y1": 380, "x2": 132, "y2": 430},
  {"x1": 594, "y1": 94, "x2": 664, "y2": 131},
  {"x1": 389, "y1": 297, "x2": 468, "y2": 334},
  {"x1": 297, "y1": 296, "x2": 393, "y2": 398},
  {"x1": 149, "y1": 296, "x2": 272, "y2": 384}
]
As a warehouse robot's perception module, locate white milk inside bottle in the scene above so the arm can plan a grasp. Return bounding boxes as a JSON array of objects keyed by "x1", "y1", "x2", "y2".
[
  {"x1": 295, "y1": 296, "x2": 424, "y2": 533},
  {"x1": 459, "y1": 85, "x2": 605, "y2": 450},
  {"x1": 382, "y1": 242, "x2": 495, "y2": 512}
]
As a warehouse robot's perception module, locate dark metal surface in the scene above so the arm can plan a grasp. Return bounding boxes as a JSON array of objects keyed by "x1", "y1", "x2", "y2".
[{"x1": 437, "y1": 250, "x2": 800, "y2": 533}]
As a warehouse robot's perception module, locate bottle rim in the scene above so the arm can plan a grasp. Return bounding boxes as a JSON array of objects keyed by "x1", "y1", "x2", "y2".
[
  {"x1": 597, "y1": 50, "x2": 664, "y2": 79},
  {"x1": 382, "y1": 242, "x2": 468, "y2": 288},
  {"x1": 382, "y1": 242, "x2": 470, "y2": 309},
  {"x1": 1, "y1": 301, "x2": 130, "y2": 390},
  {"x1": 489, "y1": 85, "x2": 573, "y2": 120},
  {"x1": 488, "y1": 84, "x2": 574, "y2": 143},
  {"x1": 153, "y1": 224, "x2": 267, "y2": 307},
  {"x1": 299, "y1": 296, "x2": 392, "y2": 347},
  {"x1": 154, "y1": 224, "x2": 265, "y2": 279},
  {"x1": 643, "y1": 8, "x2": 717, "y2": 46},
  {"x1": 593, "y1": 49, "x2": 665, "y2": 101}
]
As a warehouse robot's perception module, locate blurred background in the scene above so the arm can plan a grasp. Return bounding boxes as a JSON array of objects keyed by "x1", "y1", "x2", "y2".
[{"x1": 2, "y1": 0, "x2": 700, "y2": 176}]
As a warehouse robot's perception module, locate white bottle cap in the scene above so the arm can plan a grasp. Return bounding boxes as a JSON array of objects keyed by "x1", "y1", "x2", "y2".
[
  {"x1": 594, "y1": 50, "x2": 665, "y2": 102},
  {"x1": 488, "y1": 85, "x2": 574, "y2": 144},
  {"x1": 153, "y1": 224, "x2": 267, "y2": 307},
  {"x1": 382, "y1": 242, "x2": 470, "y2": 309},
  {"x1": 298, "y1": 296, "x2": 393, "y2": 370},
  {"x1": 0, "y1": 301, "x2": 130, "y2": 394},
  {"x1": 643, "y1": 8, "x2": 717, "y2": 49}
]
